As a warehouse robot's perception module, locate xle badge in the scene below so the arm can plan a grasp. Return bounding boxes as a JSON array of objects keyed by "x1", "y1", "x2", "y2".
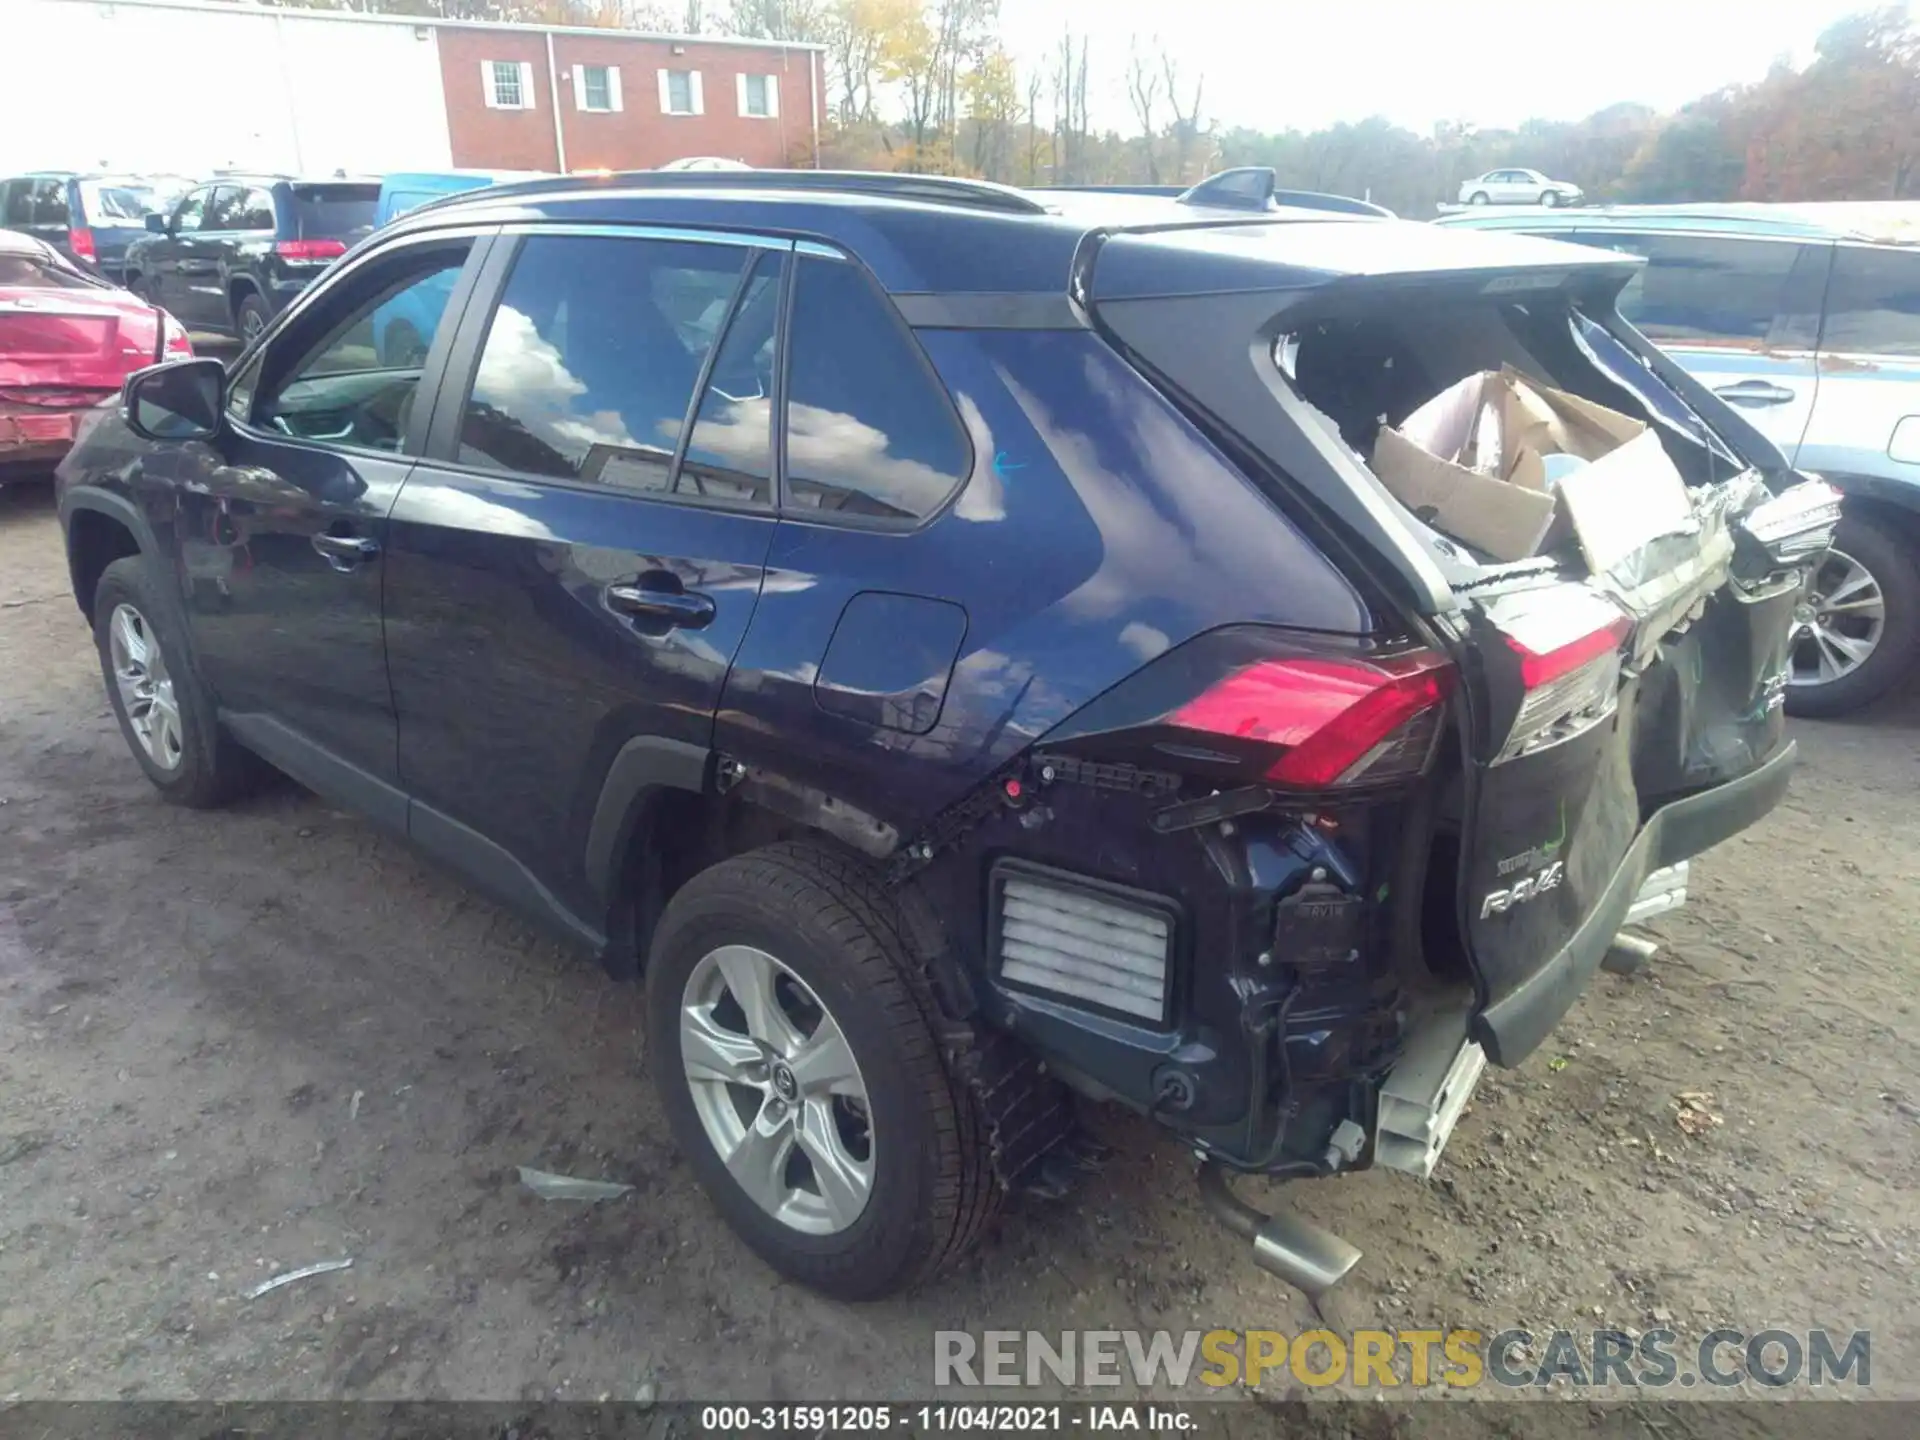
[{"x1": 1480, "y1": 860, "x2": 1565, "y2": 918}]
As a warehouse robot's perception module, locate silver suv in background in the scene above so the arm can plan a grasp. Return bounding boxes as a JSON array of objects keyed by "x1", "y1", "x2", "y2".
[{"x1": 1438, "y1": 203, "x2": 1920, "y2": 716}]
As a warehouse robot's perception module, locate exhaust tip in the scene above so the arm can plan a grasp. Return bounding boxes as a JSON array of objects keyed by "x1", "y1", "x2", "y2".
[
  {"x1": 1196, "y1": 1162, "x2": 1361, "y2": 1299},
  {"x1": 1602, "y1": 932, "x2": 1659, "y2": 976},
  {"x1": 1251, "y1": 1211, "x2": 1363, "y2": 1298}
]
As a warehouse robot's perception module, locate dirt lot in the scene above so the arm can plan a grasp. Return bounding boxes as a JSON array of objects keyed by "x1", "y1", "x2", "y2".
[{"x1": 2, "y1": 478, "x2": 1917, "y2": 1408}]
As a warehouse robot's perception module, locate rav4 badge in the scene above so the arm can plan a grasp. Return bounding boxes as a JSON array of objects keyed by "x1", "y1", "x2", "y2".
[{"x1": 1480, "y1": 860, "x2": 1565, "y2": 918}]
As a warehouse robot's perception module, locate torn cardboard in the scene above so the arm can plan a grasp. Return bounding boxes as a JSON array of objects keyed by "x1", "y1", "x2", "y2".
[{"x1": 1370, "y1": 366, "x2": 1694, "y2": 569}]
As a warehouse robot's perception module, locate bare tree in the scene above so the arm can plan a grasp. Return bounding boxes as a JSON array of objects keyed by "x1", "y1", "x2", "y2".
[
  {"x1": 1127, "y1": 38, "x2": 1162, "y2": 183},
  {"x1": 1163, "y1": 54, "x2": 1206, "y2": 182},
  {"x1": 1024, "y1": 67, "x2": 1045, "y2": 182}
]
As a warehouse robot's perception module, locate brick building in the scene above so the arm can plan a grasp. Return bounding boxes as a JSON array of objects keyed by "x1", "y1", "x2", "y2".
[
  {"x1": 435, "y1": 23, "x2": 822, "y2": 173},
  {"x1": 6, "y1": 0, "x2": 823, "y2": 177}
]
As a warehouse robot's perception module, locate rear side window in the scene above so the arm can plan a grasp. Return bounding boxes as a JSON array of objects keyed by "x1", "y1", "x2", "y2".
[
  {"x1": 783, "y1": 255, "x2": 970, "y2": 522},
  {"x1": 457, "y1": 233, "x2": 754, "y2": 494},
  {"x1": 78, "y1": 179, "x2": 163, "y2": 223},
  {"x1": 237, "y1": 188, "x2": 276, "y2": 229},
  {"x1": 291, "y1": 184, "x2": 378, "y2": 240},
  {"x1": 1821, "y1": 247, "x2": 1920, "y2": 358},
  {"x1": 1595, "y1": 233, "x2": 1826, "y2": 350},
  {"x1": 32, "y1": 179, "x2": 70, "y2": 226}
]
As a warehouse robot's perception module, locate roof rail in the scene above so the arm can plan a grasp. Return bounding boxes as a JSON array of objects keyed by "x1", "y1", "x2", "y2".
[
  {"x1": 1176, "y1": 167, "x2": 1394, "y2": 218},
  {"x1": 408, "y1": 168, "x2": 1050, "y2": 217}
]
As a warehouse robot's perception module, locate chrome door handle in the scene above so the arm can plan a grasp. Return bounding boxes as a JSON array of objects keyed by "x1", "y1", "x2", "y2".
[
  {"x1": 1714, "y1": 381, "x2": 1797, "y2": 407},
  {"x1": 605, "y1": 582, "x2": 716, "y2": 629},
  {"x1": 312, "y1": 533, "x2": 379, "y2": 570}
]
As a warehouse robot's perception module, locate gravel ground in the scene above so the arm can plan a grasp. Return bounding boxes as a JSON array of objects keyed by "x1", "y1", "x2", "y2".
[{"x1": 2, "y1": 478, "x2": 1916, "y2": 1411}]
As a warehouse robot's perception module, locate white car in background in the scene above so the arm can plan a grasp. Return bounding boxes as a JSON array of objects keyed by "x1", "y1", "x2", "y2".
[{"x1": 1458, "y1": 168, "x2": 1584, "y2": 207}]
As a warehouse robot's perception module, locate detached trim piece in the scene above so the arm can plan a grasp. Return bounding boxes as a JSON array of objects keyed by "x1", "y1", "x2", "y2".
[
  {"x1": 893, "y1": 292, "x2": 1086, "y2": 331},
  {"x1": 1473, "y1": 740, "x2": 1796, "y2": 1066}
]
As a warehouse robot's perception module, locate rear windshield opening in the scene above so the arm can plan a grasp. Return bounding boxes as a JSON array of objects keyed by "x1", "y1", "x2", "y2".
[
  {"x1": 292, "y1": 184, "x2": 379, "y2": 240},
  {"x1": 1278, "y1": 293, "x2": 1731, "y2": 489}
]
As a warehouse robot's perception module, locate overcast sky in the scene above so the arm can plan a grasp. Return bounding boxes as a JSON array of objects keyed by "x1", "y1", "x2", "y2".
[{"x1": 998, "y1": 0, "x2": 1874, "y2": 134}]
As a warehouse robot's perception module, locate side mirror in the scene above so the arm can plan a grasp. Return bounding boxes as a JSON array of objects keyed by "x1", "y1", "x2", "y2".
[
  {"x1": 145, "y1": 212, "x2": 167, "y2": 234},
  {"x1": 125, "y1": 358, "x2": 224, "y2": 442}
]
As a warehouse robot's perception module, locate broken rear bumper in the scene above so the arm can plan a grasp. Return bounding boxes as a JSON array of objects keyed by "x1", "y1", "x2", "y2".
[{"x1": 1471, "y1": 739, "x2": 1796, "y2": 1067}]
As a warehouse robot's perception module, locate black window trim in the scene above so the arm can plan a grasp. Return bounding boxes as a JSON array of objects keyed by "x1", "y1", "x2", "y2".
[
  {"x1": 422, "y1": 220, "x2": 794, "y2": 517},
  {"x1": 227, "y1": 226, "x2": 497, "y2": 463}
]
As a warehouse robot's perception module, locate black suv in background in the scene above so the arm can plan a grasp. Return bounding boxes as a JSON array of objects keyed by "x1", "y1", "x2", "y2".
[
  {"x1": 58, "y1": 169, "x2": 1832, "y2": 1301},
  {"x1": 122, "y1": 175, "x2": 378, "y2": 342},
  {"x1": 0, "y1": 171, "x2": 190, "y2": 284}
]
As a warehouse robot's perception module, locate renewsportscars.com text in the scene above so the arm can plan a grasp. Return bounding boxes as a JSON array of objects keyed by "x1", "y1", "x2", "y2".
[{"x1": 935, "y1": 1328, "x2": 1871, "y2": 1390}]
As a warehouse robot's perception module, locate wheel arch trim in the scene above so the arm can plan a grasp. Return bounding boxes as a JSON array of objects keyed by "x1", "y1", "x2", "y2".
[{"x1": 585, "y1": 735, "x2": 714, "y2": 912}]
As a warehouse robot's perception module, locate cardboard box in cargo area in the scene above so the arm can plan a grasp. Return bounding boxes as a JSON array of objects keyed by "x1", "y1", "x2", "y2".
[{"x1": 1371, "y1": 366, "x2": 1695, "y2": 570}]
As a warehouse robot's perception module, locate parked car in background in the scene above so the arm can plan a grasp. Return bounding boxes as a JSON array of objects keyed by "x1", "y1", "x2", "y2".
[
  {"x1": 1438, "y1": 202, "x2": 1920, "y2": 715},
  {"x1": 122, "y1": 175, "x2": 379, "y2": 342},
  {"x1": 0, "y1": 172, "x2": 191, "y2": 283},
  {"x1": 55, "y1": 168, "x2": 1830, "y2": 1301},
  {"x1": 1, "y1": 229, "x2": 189, "y2": 482},
  {"x1": 374, "y1": 169, "x2": 548, "y2": 228},
  {"x1": 369, "y1": 171, "x2": 545, "y2": 367},
  {"x1": 1457, "y1": 169, "x2": 1583, "y2": 207}
]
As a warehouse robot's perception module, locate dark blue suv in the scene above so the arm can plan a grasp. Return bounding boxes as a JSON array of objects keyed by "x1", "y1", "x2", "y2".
[{"x1": 55, "y1": 169, "x2": 1833, "y2": 1300}]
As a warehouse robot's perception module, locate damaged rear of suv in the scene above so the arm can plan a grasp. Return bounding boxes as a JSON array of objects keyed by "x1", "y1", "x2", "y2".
[
  {"x1": 60, "y1": 168, "x2": 1834, "y2": 1302},
  {"x1": 871, "y1": 175, "x2": 1835, "y2": 1296}
]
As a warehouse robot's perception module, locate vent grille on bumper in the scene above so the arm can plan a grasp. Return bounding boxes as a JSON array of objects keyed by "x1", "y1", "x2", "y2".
[{"x1": 994, "y1": 872, "x2": 1173, "y2": 1023}]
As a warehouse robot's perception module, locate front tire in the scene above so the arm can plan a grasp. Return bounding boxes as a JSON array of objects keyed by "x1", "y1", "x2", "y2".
[
  {"x1": 646, "y1": 841, "x2": 998, "y2": 1300},
  {"x1": 1784, "y1": 516, "x2": 1918, "y2": 717},
  {"x1": 1540, "y1": 190, "x2": 1562, "y2": 207},
  {"x1": 93, "y1": 556, "x2": 260, "y2": 807}
]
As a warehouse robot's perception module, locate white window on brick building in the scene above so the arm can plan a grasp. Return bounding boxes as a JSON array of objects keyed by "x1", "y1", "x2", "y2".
[
  {"x1": 736, "y1": 73, "x2": 779, "y2": 119},
  {"x1": 482, "y1": 60, "x2": 536, "y2": 110},
  {"x1": 658, "y1": 69, "x2": 703, "y2": 116},
  {"x1": 573, "y1": 64, "x2": 623, "y2": 112}
]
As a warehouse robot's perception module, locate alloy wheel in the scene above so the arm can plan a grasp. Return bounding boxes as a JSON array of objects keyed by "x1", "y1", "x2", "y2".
[
  {"x1": 240, "y1": 308, "x2": 264, "y2": 341},
  {"x1": 679, "y1": 944, "x2": 875, "y2": 1235},
  {"x1": 109, "y1": 603, "x2": 184, "y2": 771},
  {"x1": 1789, "y1": 547, "x2": 1885, "y2": 688}
]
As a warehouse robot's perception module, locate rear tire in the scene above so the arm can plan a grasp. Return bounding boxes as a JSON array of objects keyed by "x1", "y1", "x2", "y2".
[
  {"x1": 235, "y1": 291, "x2": 271, "y2": 345},
  {"x1": 645, "y1": 841, "x2": 999, "y2": 1300},
  {"x1": 1469, "y1": 191, "x2": 1491, "y2": 205},
  {"x1": 93, "y1": 556, "x2": 262, "y2": 808},
  {"x1": 1784, "y1": 516, "x2": 1918, "y2": 718}
]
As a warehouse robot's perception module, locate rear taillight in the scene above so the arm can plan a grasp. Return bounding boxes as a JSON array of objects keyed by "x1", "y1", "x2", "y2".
[
  {"x1": 276, "y1": 238, "x2": 346, "y2": 262},
  {"x1": 162, "y1": 313, "x2": 192, "y2": 355},
  {"x1": 68, "y1": 228, "x2": 96, "y2": 262},
  {"x1": 1496, "y1": 608, "x2": 1633, "y2": 763},
  {"x1": 1170, "y1": 651, "x2": 1455, "y2": 789}
]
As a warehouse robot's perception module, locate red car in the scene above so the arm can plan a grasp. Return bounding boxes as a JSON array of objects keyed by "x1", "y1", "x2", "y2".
[{"x1": 1, "y1": 228, "x2": 190, "y2": 482}]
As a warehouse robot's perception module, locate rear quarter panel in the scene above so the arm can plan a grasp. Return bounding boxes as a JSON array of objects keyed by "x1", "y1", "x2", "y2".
[{"x1": 714, "y1": 327, "x2": 1374, "y2": 843}]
